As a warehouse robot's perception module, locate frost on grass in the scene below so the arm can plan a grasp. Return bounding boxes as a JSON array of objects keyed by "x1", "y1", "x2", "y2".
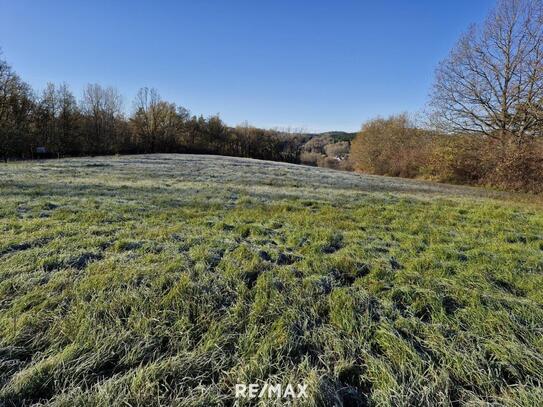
[{"x1": 0, "y1": 154, "x2": 543, "y2": 406}]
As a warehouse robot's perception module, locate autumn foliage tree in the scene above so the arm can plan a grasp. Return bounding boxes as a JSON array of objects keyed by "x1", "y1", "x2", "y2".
[{"x1": 351, "y1": 114, "x2": 434, "y2": 178}]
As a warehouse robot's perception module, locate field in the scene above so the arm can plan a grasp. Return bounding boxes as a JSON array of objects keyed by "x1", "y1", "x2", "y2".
[{"x1": 1, "y1": 154, "x2": 542, "y2": 406}]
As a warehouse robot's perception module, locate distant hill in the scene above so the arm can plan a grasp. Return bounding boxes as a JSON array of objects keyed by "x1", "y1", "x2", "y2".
[{"x1": 303, "y1": 131, "x2": 357, "y2": 142}]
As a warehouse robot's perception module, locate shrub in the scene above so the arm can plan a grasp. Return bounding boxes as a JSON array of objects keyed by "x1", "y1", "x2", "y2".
[
  {"x1": 426, "y1": 135, "x2": 490, "y2": 183},
  {"x1": 483, "y1": 139, "x2": 543, "y2": 194},
  {"x1": 351, "y1": 114, "x2": 433, "y2": 178},
  {"x1": 428, "y1": 136, "x2": 543, "y2": 193},
  {"x1": 321, "y1": 156, "x2": 340, "y2": 169},
  {"x1": 300, "y1": 151, "x2": 323, "y2": 166},
  {"x1": 324, "y1": 142, "x2": 350, "y2": 159}
]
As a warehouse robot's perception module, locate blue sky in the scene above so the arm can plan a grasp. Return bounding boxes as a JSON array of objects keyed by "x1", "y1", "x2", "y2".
[{"x1": 0, "y1": 0, "x2": 495, "y2": 132}]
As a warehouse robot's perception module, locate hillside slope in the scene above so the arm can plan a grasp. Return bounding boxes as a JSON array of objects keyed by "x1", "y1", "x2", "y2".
[{"x1": 1, "y1": 155, "x2": 542, "y2": 406}]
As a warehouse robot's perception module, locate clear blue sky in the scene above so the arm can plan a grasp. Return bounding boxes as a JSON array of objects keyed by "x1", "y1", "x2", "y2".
[{"x1": 0, "y1": 0, "x2": 495, "y2": 132}]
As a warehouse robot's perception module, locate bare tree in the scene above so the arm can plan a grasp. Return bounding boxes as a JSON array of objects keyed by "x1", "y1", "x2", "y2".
[
  {"x1": 431, "y1": 0, "x2": 543, "y2": 142},
  {"x1": 57, "y1": 83, "x2": 78, "y2": 155},
  {"x1": 131, "y1": 87, "x2": 161, "y2": 152},
  {"x1": 35, "y1": 83, "x2": 59, "y2": 153},
  {"x1": 81, "y1": 84, "x2": 122, "y2": 153},
  {"x1": 31, "y1": 82, "x2": 79, "y2": 158},
  {"x1": 131, "y1": 87, "x2": 183, "y2": 152},
  {"x1": 0, "y1": 51, "x2": 34, "y2": 160}
]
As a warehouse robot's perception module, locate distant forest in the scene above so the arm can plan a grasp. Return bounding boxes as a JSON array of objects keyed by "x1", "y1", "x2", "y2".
[
  {"x1": 0, "y1": 62, "x2": 288, "y2": 162},
  {"x1": 0, "y1": 53, "x2": 356, "y2": 168}
]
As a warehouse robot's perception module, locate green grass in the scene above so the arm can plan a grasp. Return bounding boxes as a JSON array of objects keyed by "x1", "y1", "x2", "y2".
[{"x1": 1, "y1": 154, "x2": 542, "y2": 406}]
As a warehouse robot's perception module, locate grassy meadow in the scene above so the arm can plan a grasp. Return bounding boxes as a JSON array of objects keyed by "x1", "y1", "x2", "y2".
[{"x1": 1, "y1": 154, "x2": 542, "y2": 406}]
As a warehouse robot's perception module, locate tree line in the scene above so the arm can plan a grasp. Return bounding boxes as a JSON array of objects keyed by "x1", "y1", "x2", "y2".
[{"x1": 0, "y1": 58, "x2": 306, "y2": 162}]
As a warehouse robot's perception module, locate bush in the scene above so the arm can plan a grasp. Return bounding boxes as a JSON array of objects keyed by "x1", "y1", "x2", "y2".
[
  {"x1": 321, "y1": 156, "x2": 340, "y2": 169},
  {"x1": 426, "y1": 135, "x2": 490, "y2": 183},
  {"x1": 429, "y1": 136, "x2": 543, "y2": 193},
  {"x1": 483, "y1": 139, "x2": 543, "y2": 193},
  {"x1": 324, "y1": 141, "x2": 350, "y2": 159},
  {"x1": 351, "y1": 114, "x2": 434, "y2": 178},
  {"x1": 300, "y1": 151, "x2": 323, "y2": 166},
  {"x1": 301, "y1": 141, "x2": 353, "y2": 171}
]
